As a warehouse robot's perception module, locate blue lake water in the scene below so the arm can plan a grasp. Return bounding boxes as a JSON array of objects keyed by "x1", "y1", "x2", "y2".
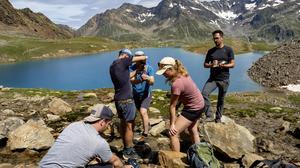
[{"x1": 0, "y1": 48, "x2": 265, "y2": 92}]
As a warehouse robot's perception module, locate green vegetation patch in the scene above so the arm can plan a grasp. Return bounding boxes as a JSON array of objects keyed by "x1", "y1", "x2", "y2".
[{"x1": 288, "y1": 95, "x2": 300, "y2": 106}]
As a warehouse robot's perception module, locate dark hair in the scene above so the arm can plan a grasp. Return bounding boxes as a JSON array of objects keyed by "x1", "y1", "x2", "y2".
[{"x1": 212, "y1": 30, "x2": 224, "y2": 37}]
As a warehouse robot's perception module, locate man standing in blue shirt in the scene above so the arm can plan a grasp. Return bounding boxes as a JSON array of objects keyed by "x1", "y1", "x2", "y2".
[
  {"x1": 202, "y1": 30, "x2": 235, "y2": 123},
  {"x1": 130, "y1": 51, "x2": 155, "y2": 137},
  {"x1": 109, "y1": 49, "x2": 147, "y2": 160}
]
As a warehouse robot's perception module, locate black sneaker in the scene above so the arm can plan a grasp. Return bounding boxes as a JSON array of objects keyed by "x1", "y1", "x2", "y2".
[
  {"x1": 122, "y1": 147, "x2": 141, "y2": 161},
  {"x1": 215, "y1": 118, "x2": 221, "y2": 123}
]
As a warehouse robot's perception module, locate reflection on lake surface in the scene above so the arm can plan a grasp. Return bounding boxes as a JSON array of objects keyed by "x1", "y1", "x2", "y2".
[{"x1": 0, "y1": 48, "x2": 265, "y2": 92}]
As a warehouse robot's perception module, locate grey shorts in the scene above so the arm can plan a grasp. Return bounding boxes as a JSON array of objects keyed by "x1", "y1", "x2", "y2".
[
  {"x1": 133, "y1": 93, "x2": 152, "y2": 110},
  {"x1": 181, "y1": 109, "x2": 203, "y2": 122},
  {"x1": 115, "y1": 99, "x2": 136, "y2": 122}
]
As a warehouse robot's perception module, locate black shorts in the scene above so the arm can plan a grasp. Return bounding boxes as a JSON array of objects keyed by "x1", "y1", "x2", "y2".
[
  {"x1": 133, "y1": 93, "x2": 152, "y2": 110},
  {"x1": 181, "y1": 109, "x2": 203, "y2": 122}
]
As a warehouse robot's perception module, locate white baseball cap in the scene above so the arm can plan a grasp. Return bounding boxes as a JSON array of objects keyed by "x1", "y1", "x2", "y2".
[
  {"x1": 156, "y1": 57, "x2": 176, "y2": 75},
  {"x1": 134, "y1": 51, "x2": 144, "y2": 56}
]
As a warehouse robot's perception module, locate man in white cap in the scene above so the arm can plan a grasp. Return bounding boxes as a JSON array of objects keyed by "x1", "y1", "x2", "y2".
[
  {"x1": 109, "y1": 49, "x2": 147, "y2": 160},
  {"x1": 39, "y1": 104, "x2": 132, "y2": 168}
]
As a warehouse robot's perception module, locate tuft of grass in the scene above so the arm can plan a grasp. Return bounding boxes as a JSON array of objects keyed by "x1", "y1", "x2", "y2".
[
  {"x1": 288, "y1": 95, "x2": 300, "y2": 106},
  {"x1": 231, "y1": 108, "x2": 257, "y2": 118}
]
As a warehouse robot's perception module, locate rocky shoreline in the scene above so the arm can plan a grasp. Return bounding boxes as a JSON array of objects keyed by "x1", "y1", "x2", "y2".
[
  {"x1": 0, "y1": 88, "x2": 299, "y2": 167},
  {"x1": 248, "y1": 40, "x2": 300, "y2": 87}
]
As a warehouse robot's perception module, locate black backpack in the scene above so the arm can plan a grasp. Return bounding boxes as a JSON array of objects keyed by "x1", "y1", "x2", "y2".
[{"x1": 249, "y1": 159, "x2": 298, "y2": 168}]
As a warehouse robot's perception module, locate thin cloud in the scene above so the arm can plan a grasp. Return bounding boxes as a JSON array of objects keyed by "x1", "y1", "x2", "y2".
[
  {"x1": 11, "y1": 1, "x2": 87, "y2": 27},
  {"x1": 10, "y1": 0, "x2": 163, "y2": 29}
]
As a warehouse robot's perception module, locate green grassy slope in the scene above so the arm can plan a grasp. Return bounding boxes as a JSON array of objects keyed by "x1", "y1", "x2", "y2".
[{"x1": 0, "y1": 35, "x2": 277, "y2": 63}]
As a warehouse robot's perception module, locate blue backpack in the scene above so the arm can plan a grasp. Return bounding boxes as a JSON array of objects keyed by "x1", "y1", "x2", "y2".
[{"x1": 187, "y1": 142, "x2": 220, "y2": 168}]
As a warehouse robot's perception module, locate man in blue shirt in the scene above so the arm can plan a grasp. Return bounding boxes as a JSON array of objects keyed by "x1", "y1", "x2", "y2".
[
  {"x1": 202, "y1": 30, "x2": 235, "y2": 123},
  {"x1": 130, "y1": 51, "x2": 155, "y2": 137},
  {"x1": 109, "y1": 49, "x2": 147, "y2": 160}
]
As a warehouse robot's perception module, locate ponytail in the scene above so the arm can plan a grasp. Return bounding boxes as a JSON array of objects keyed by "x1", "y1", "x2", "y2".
[
  {"x1": 174, "y1": 59, "x2": 189, "y2": 77},
  {"x1": 166, "y1": 59, "x2": 189, "y2": 83}
]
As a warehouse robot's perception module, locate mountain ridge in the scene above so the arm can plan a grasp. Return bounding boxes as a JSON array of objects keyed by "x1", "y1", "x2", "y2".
[
  {"x1": 0, "y1": 0, "x2": 74, "y2": 39},
  {"x1": 77, "y1": 0, "x2": 300, "y2": 42}
]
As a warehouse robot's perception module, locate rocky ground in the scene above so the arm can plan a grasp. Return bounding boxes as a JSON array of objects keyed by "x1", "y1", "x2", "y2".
[
  {"x1": 0, "y1": 87, "x2": 299, "y2": 167},
  {"x1": 248, "y1": 39, "x2": 300, "y2": 87}
]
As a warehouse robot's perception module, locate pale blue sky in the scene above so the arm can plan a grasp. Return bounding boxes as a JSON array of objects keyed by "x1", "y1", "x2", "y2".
[
  {"x1": 10, "y1": 0, "x2": 214, "y2": 29},
  {"x1": 10, "y1": 0, "x2": 161, "y2": 29}
]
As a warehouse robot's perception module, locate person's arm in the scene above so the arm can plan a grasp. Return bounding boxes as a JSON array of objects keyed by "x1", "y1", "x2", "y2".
[
  {"x1": 130, "y1": 74, "x2": 143, "y2": 85},
  {"x1": 204, "y1": 50, "x2": 213, "y2": 68},
  {"x1": 141, "y1": 74, "x2": 154, "y2": 85},
  {"x1": 169, "y1": 94, "x2": 179, "y2": 136},
  {"x1": 132, "y1": 56, "x2": 147, "y2": 62},
  {"x1": 204, "y1": 62, "x2": 213, "y2": 68},
  {"x1": 130, "y1": 70, "x2": 137, "y2": 79},
  {"x1": 108, "y1": 154, "x2": 132, "y2": 168},
  {"x1": 220, "y1": 48, "x2": 235, "y2": 68},
  {"x1": 141, "y1": 65, "x2": 154, "y2": 85},
  {"x1": 220, "y1": 59, "x2": 235, "y2": 68}
]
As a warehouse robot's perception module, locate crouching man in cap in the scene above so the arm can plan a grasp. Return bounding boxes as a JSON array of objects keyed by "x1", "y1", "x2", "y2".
[{"x1": 39, "y1": 104, "x2": 132, "y2": 168}]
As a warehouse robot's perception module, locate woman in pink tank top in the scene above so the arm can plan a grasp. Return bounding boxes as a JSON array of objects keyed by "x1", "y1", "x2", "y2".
[{"x1": 156, "y1": 57, "x2": 204, "y2": 152}]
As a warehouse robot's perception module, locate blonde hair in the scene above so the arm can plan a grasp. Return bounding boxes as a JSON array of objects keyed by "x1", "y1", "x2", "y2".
[{"x1": 167, "y1": 59, "x2": 189, "y2": 83}]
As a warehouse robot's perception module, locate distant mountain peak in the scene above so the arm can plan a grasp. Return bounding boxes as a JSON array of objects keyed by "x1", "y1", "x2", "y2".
[
  {"x1": 0, "y1": 0, "x2": 74, "y2": 38},
  {"x1": 77, "y1": 0, "x2": 300, "y2": 42}
]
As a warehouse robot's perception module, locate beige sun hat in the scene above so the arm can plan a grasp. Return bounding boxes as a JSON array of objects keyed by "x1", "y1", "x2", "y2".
[{"x1": 156, "y1": 57, "x2": 176, "y2": 75}]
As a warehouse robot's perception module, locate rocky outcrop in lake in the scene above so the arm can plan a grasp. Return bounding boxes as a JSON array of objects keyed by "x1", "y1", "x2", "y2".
[{"x1": 248, "y1": 40, "x2": 300, "y2": 87}]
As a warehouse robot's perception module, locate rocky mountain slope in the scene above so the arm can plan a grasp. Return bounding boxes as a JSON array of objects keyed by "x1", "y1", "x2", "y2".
[
  {"x1": 77, "y1": 0, "x2": 300, "y2": 42},
  {"x1": 0, "y1": 88, "x2": 299, "y2": 167},
  {"x1": 248, "y1": 39, "x2": 300, "y2": 87},
  {"x1": 0, "y1": 0, "x2": 74, "y2": 39}
]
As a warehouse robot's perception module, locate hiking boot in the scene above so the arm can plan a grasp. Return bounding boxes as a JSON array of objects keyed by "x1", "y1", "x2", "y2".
[
  {"x1": 122, "y1": 147, "x2": 141, "y2": 161},
  {"x1": 204, "y1": 116, "x2": 214, "y2": 122},
  {"x1": 215, "y1": 118, "x2": 221, "y2": 123}
]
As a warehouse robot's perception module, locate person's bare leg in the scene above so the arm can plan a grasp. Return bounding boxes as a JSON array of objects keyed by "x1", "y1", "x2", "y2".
[
  {"x1": 170, "y1": 115, "x2": 192, "y2": 152},
  {"x1": 139, "y1": 107, "x2": 149, "y2": 134},
  {"x1": 188, "y1": 120, "x2": 200, "y2": 144},
  {"x1": 120, "y1": 119, "x2": 126, "y2": 146},
  {"x1": 124, "y1": 121, "x2": 134, "y2": 148}
]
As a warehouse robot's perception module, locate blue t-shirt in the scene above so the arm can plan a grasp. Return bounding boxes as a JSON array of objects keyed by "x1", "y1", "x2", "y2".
[
  {"x1": 130, "y1": 64, "x2": 154, "y2": 97},
  {"x1": 110, "y1": 57, "x2": 133, "y2": 101}
]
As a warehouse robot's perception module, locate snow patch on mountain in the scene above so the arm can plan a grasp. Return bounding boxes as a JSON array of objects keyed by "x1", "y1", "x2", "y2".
[
  {"x1": 179, "y1": 4, "x2": 186, "y2": 10},
  {"x1": 126, "y1": 9, "x2": 132, "y2": 13},
  {"x1": 135, "y1": 12, "x2": 155, "y2": 23},
  {"x1": 217, "y1": 10, "x2": 239, "y2": 20},
  {"x1": 209, "y1": 20, "x2": 221, "y2": 28},
  {"x1": 272, "y1": 0, "x2": 284, "y2": 7},
  {"x1": 245, "y1": 2, "x2": 256, "y2": 11},
  {"x1": 258, "y1": 4, "x2": 271, "y2": 10},
  {"x1": 191, "y1": 6, "x2": 201, "y2": 11}
]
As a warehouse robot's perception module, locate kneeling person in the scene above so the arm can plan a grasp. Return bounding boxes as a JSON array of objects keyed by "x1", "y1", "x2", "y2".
[{"x1": 39, "y1": 104, "x2": 132, "y2": 168}]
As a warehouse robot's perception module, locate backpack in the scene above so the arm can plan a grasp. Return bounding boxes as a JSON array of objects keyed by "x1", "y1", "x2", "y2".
[
  {"x1": 187, "y1": 142, "x2": 220, "y2": 168},
  {"x1": 249, "y1": 159, "x2": 298, "y2": 168}
]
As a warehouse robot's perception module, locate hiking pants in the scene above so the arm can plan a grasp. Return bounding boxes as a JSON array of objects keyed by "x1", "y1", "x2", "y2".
[{"x1": 202, "y1": 78, "x2": 229, "y2": 120}]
